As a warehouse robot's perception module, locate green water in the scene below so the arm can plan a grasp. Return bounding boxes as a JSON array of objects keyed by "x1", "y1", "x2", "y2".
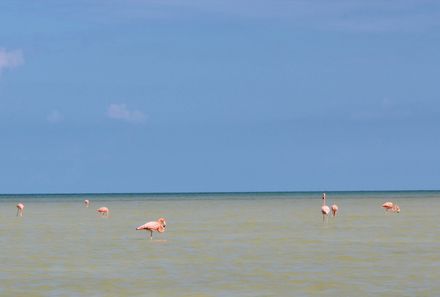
[{"x1": 1, "y1": 192, "x2": 439, "y2": 296}]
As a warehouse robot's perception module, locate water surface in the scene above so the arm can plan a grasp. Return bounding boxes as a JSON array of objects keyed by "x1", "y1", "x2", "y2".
[{"x1": 1, "y1": 191, "x2": 439, "y2": 296}]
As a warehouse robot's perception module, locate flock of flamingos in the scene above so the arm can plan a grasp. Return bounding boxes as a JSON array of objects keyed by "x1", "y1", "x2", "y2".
[
  {"x1": 14, "y1": 193, "x2": 400, "y2": 238},
  {"x1": 15, "y1": 200, "x2": 166, "y2": 239},
  {"x1": 320, "y1": 192, "x2": 400, "y2": 221}
]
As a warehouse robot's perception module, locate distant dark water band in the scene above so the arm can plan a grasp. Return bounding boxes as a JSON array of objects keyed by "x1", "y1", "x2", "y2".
[{"x1": 0, "y1": 190, "x2": 439, "y2": 202}]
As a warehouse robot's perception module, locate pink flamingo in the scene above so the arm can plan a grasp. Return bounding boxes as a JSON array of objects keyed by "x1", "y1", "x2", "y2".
[
  {"x1": 16, "y1": 203, "x2": 24, "y2": 217},
  {"x1": 382, "y1": 202, "x2": 394, "y2": 211},
  {"x1": 97, "y1": 207, "x2": 109, "y2": 216},
  {"x1": 136, "y1": 218, "x2": 167, "y2": 239},
  {"x1": 331, "y1": 204, "x2": 339, "y2": 217},
  {"x1": 84, "y1": 199, "x2": 90, "y2": 207},
  {"x1": 321, "y1": 193, "x2": 330, "y2": 222},
  {"x1": 390, "y1": 204, "x2": 400, "y2": 213}
]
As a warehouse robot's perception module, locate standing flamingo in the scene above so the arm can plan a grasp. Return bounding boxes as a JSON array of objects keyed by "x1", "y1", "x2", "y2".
[
  {"x1": 84, "y1": 199, "x2": 90, "y2": 207},
  {"x1": 321, "y1": 193, "x2": 330, "y2": 222},
  {"x1": 97, "y1": 207, "x2": 109, "y2": 216},
  {"x1": 382, "y1": 202, "x2": 394, "y2": 211},
  {"x1": 16, "y1": 203, "x2": 24, "y2": 217},
  {"x1": 331, "y1": 204, "x2": 339, "y2": 217},
  {"x1": 136, "y1": 218, "x2": 167, "y2": 239}
]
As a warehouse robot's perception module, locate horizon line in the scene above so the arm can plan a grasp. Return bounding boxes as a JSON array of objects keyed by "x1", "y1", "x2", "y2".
[{"x1": 1, "y1": 189, "x2": 440, "y2": 196}]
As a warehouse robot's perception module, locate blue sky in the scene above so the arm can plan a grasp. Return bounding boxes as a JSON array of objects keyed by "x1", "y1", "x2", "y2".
[{"x1": 0, "y1": 1, "x2": 439, "y2": 193}]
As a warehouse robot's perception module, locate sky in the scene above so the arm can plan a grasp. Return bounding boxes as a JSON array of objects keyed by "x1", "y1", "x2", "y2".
[{"x1": 0, "y1": 0, "x2": 439, "y2": 193}]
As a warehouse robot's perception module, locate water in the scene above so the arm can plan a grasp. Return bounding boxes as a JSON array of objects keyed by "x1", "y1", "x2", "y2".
[{"x1": 1, "y1": 191, "x2": 439, "y2": 296}]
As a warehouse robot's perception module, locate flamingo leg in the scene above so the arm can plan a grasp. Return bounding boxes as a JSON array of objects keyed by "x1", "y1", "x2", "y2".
[{"x1": 150, "y1": 230, "x2": 153, "y2": 240}]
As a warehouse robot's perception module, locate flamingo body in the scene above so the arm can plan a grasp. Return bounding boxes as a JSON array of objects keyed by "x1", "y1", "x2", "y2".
[
  {"x1": 382, "y1": 202, "x2": 394, "y2": 210},
  {"x1": 382, "y1": 202, "x2": 400, "y2": 213},
  {"x1": 84, "y1": 199, "x2": 90, "y2": 207},
  {"x1": 16, "y1": 203, "x2": 24, "y2": 216},
  {"x1": 331, "y1": 204, "x2": 338, "y2": 216},
  {"x1": 391, "y1": 204, "x2": 400, "y2": 213},
  {"x1": 97, "y1": 207, "x2": 109, "y2": 216},
  {"x1": 321, "y1": 193, "x2": 330, "y2": 222},
  {"x1": 136, "y1": 218, "x2": 166, "y2": 239},
  {"x1": 321, "y1": 205, "x2": 330, "y2": 215}
]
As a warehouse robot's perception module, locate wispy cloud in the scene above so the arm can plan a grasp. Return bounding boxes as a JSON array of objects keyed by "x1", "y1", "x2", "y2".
[
  {"x1": 47, "y1": 110, "x2": 64, "y2": 123},
  {"x1": 0, "y1": 48, "x2": 24, "y2": 74},
  {"x1": 24, "y1": 1, "x2": 439, "y2": 35},
  {"x1": 106, "y1": 104, "x2": 146, "y2": 124},
  {"x1": 80, "y1": 0, "x2": 440, "y2": 33}
]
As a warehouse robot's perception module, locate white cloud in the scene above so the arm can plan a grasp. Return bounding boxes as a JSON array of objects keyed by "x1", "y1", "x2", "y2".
[
  {"x1": 106, "y1": 104, "x2": 146, "y2": 124},
  {"x1": 0, "y1": 48, "x2": 24, "y2": 74},
  {"x1": 47, "y1": 110, "x2": 64, "y2": 123}
]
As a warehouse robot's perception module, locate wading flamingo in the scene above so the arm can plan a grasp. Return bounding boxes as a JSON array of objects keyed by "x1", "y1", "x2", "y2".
[
  {"x1": 84, "y1": 199, "x2": 90, "y2": 207},
  {"x1": 391, "y1": 204, "x2": 400, "y2": 213},
  {"x1": 321, "y1": 193, "x2": 330, "y2": 222},
  {"x1": 97, "y1": 207, "x2": 109, "y2": 216},
  {"x1": 136, "y1": 218, "x2": 167, "y2": 239},
  {"x1": 382, "y1": 202, "x2": 394, "y2": 211},
  {"x1": 331, "y1": 204, "x2": 339, "y2": 217},
  {"x1": 16, "y1": 203, "x2": 24, "y2": 217}
]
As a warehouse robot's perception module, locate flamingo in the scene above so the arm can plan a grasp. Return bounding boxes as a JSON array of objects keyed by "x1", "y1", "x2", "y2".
[
  {"x1": 97, "y1": 207, "x2": 109, "y2": 216},
  {"x1": 382, "y1": 202, "x2": 394, "y2": 211},
  {"x1": 16, "y1": 203, "x2": 24, "y2": 217},
  {"x1": 136, "y1": 218, "x2": 167, "y2": 239},
  {"x1": 331, "y1": 204, "x2": 339, "y2": 217},
  {"x1": 391, "y1": 204, "x2": 400, "y2": 213},
  {"x1": 321, "y1": 193, "x2": 330, "y2": 222},
  {"x1": 84, "y1": 199, "x2": 90, "y2": 207}
]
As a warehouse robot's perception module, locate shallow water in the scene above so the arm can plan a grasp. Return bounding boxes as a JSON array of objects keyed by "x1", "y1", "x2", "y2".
[{"x1": 1, "y1": 192, "x2": 439, "y2": 296}]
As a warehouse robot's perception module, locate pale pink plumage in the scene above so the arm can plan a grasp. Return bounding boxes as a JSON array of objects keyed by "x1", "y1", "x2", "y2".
[
  {"x1": 136, "y1": 218, "x2": 167, "y2": 239},
  {"x1": 321, "y1": 193, "x2": 330, "y2": 222},
  {"x1": 84, "y1": 199, "x2": 90, "y2": 207},
  {"x1": 97, "y1": 207, "x2": 109, "y2": 216},
  {"x1": 382, "y1": 202, "x2": 394, "y2": 210},
  {"x1": 382, "y1": 202, "x2": 400, "y2": 213},
  {"x1": 16, "y1": 203, "x2": 24, "y2": 217},
  {"x1": 390, "y1": 204, "x2": 400, "y2": 213},
  {"x1": 331, "y1": 204, "x2": 338, "y2": 216}
]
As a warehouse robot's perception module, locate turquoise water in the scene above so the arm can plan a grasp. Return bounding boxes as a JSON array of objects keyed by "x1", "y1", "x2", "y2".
[{"x1": 1, "y1": 191, "x2": 439, "y2": 296}]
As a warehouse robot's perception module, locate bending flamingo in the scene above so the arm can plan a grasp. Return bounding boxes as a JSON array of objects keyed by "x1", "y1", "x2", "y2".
[
  {"x1": 97, "y1": 207, "x2": 109, "y2": 216},
  {"x1": 84, "y1": 199, "x2": 90, "y2": 207},
  {"x1": 331, "y1": 204, "x2": 339, "y2": 217},
  {"x1": 16, "y1": 203, "x2": 24, "y2": 217},
  {"x1": 321, "y1": 193, "x2": 330, "y2": 222},
  {"x1": 391, "y1": 204, "x2": 400, "y2": 213},
  {"x1": 136, "y1": 218, "x2": 167, "y2": 239},
  {"x1": 382, "y1": 202, "x2": 394, "y2": 211}
]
